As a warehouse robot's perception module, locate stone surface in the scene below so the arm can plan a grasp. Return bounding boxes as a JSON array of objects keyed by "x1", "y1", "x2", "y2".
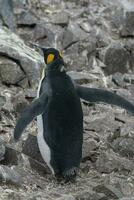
[
  {"x1": 120, "y1": 11, "x2": 134, "y2": 37},
  {"x1": 103, "y1": 44, "x2": 129, "y2": 75},
  {"x1": 0, "y1": 56, "x2": 26, "y2": 86},
  {"x1": 95, "y1": 150, "x2": 134, "y2": 173},
  {"x1": 16, "y1": 11, "x2": 37, "y2": 26},
  {"x1": 0, "y1": 141, "x2": 5, "y2": 161},
  {"x1": 56, "y1": 195, "x2": 75, "y2": 200},
  {"x1": 0, "y1": 0, "x2": 16, "y2": 31},
  {"x1": 0, "y1": 165, "x2": 21, "y2": 185},
  {"x1": 93, "y1": 184, "x2": 123, "y2": 199},
  {"x1": 0, "y1": 28, "x2": 43, "y2": 87},
  {"x1": 112, "y1": 137, "x2": 134, "y2": 158},
  {"x1": 52, "y1": 12, "x2": 69, "y2": 26}
]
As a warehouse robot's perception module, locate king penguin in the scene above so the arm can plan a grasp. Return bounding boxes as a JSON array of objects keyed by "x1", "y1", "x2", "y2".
[{"x1": 14, "y1": 47, "x2": 134, "y2": 181}]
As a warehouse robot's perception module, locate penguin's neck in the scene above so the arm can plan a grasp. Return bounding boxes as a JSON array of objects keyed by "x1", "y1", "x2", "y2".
[{"x1": 45, "y1": 60, "x2": 66, "y2": 77}]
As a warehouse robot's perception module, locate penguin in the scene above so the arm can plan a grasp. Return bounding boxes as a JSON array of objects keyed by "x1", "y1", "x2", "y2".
[{"x1": 14, "y1": 47, "x2": 134, "y2": 181}]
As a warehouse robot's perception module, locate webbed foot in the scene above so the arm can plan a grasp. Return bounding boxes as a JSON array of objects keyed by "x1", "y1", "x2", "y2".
[{"x1": 63, "y1": 167, "x2": 78, "y2": 183}]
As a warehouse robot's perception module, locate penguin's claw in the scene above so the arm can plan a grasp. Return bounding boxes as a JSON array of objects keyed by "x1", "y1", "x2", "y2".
[{"x1": 63, "y1": 167, "x2": 78, "y2": 183}]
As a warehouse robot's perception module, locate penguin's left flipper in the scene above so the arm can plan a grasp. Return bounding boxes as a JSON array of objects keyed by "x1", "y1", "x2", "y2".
[
  {"x1": 75, "y1": 85, "x2": 134, "y2": 114},
  {"x1": 14, "y1": 92, "x2": 48, "y2": 141}
]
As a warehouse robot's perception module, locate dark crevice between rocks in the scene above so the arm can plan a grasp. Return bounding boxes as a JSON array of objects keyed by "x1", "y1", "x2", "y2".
[
  {"x1": 0, "y1": 52, "x2": 31, "y2": 87},
  {"x1": 35, "y1": 35, "x2": 47, "y2": 42},
  {"x1": 17, "y1": 23, "x2": 36, "y2": 29},
  {"x1": 114, "y1": 117, "x2": 125, "y2": 124},
  {"x1": 63, "y1": 40, "x2": 79, "y2": 51}
]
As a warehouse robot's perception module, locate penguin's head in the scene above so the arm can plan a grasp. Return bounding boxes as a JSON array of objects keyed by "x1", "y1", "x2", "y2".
[{"x1": 40, "y1": 47, "x2": 66, "y2": 72}]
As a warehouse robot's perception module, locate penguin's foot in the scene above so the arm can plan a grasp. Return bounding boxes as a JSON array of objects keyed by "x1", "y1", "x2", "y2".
[{"x1": 63, "y1": 167, "x2": 78, "y2": 183}]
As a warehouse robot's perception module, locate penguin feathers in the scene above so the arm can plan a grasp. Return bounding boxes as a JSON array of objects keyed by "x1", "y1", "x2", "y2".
[
  {"x1": 14, "y1": 93, "x2": 48, "y2": 141},
  {"x1": 76, "y1": 85, "x2": 134, "y2": 114}
]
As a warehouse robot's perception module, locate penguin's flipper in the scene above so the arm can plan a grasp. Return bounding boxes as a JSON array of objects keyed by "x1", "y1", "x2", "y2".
[
  {"x1": 14, "y1": 93, "x2": 48, "y2": 141},
  {"x1": 76, "y1": 85, "x2": 134, "y2": 114}
]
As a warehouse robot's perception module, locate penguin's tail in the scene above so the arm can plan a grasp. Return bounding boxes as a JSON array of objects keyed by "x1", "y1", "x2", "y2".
[{"x1": 76, "y1": 86, "x2": 134, "y2": 114}]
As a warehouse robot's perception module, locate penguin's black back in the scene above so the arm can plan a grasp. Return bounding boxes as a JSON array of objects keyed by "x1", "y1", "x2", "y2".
[{"x1": 39, "y1": 72, "x2": 83, "y2": 175}]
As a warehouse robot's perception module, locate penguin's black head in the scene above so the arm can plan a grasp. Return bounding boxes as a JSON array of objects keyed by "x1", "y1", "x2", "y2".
[{"x1": 41, "y1": 47, "x2": 66, "y2": 72}]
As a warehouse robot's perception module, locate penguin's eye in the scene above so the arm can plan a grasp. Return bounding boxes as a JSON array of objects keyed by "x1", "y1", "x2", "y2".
[{"x1": 46, "y1": 54, "x2": 55, "y2": 64}]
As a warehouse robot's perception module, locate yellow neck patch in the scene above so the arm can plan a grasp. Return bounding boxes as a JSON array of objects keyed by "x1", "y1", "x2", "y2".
[{"x1": 46, "y1": 54, "x2": 55, "y2": 64}]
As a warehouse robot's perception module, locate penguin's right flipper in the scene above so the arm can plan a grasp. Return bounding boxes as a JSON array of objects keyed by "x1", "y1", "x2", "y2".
[{"x1": 14, "y1": 93, "x2": 48, "y2": 141}]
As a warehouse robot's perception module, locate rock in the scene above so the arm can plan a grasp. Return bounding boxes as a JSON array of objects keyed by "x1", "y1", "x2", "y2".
[
  {"x1": 0, "y1": 56, "x2": 26, "y2": 86},
  {"x1": 119, "y1": 198, "x2": 134, "y2": 200},
  {"x1": 52, "y1": 12, "x2": 69, "y2": 26},
  {"x1": 0, "y1": 95, "x2": 6, "y2": 108},
  {"x1": 0, "y1": 165, "x2": 21, "y2": 185},
  {"x1": 93, "y1": 184, "x2": 123, "y2": 199},
  {"x1": 22, "y1": 134, "x2": 50, "y2": 175},
  {"x1": 120, "y1": 11, "x2": 134, "y2": 37},
  {"x1": 96, "y1": 150, "x2": 134, "y2": 173},
  {"x1": 0, "y1": 141, "x2": 5, "y2": 161},
  {"x1": 1, "y1": 145, "x2": 20, "y2": 165},
  {"x1": 13, "y1": 0, "x2": 30, "y2": 13},
  {"x1": 11, "y1": 92, "x2": 29, "y2": 113},
  {"x1": 102, "y1": 43, "x2": 129, "y2": 75},
  {"x1": 112, "y1": 138, "x2": 134, "y2": 158},
  {"x1": 84, "y1": 112, "x2": 120, "y2": 136},
  {"x1": 16, "y1": 11, "x2": 37, "y2": 27},
  {"x1": 32, "y1": 23, "x2": 55, "y2": 46},
  {"x1": 124, "y1": 74, "x2": 134, "y2": 84},
  {"x1": 112, "y1": 73, "x2": 125, "y2": 87},
  {"x1": 67, "y1": 21, "x2": 88, "y2": 41},
  {"x1": 67, "y1": 71, "x2": 92, "y2": 84},
  {"x1": 24, "y1": 88, "x2": 37, "y2": 99},
  {"x1": 76, "y1": 190, "x2": 107, "y2": 200},
  {"x1": 0, "y1": 28, "x2": 43, "y2": 87},
  {"x1": 82, "y1": 138, "x2": 98, "y2": 161},
  {"x1": 56, "y1": 195, "x2": 75, "y2": 200},
  {"x1": 0, "y1": 0, "x2": 16, "y2": 31}
]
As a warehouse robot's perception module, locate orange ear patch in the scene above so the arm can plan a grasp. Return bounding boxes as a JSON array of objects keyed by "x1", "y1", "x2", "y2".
[{"x1": 46, "y1": 54, "x2": 55, "y2": 64}]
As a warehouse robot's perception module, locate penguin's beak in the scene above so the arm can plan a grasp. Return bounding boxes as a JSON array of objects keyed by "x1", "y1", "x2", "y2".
[{"x1": 32, "y1": 44, "x2": 48, "y2": 54}]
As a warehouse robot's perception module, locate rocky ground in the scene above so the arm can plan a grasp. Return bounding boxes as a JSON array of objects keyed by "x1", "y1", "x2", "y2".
[{"x1": 0, "y1": 0, "x2": 134, "y2": 199}]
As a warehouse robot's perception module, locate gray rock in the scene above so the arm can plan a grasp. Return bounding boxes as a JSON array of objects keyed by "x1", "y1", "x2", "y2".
[
  {"x1": 120, "y1": 12, "x2": 134, "y2": 37},
  {"x1": 33, "y1": 23, "x2": 55, "y2": 47},
  {"x1": 13, "y1": 0, "x2": 30, "y2": 13},
  {"x1": 67, "y1": 71, "x2": 92, "y2": 84},
  {"x1": 0, "y1": 165, "x2": 21, "y2": 185},
  {"x1": 93, "y1": 184, "x2": 123, "y2": 199},
  {"x1": 22, "y1": 134, "x2": 50, "y2": 175},
  {"x1": 76, "y1": 190, "x2": 107, "y2": 200},
  {"x1": 119, "y1": 198, "x2": 134, "y2": 200},
  {"x1": 0, "y1": 142, "x2": 5, "y2": 161},
  {"x1": 0, "y1": 28, "x2": 43, "y2": 87},
  {"x1": 0, "y1": 95, "x2": 6, "y2": 108},
  {"x1": 103, "y1": 43, "x2": 129, "y2": 75},
  {"x1": 56, "y1": 195, "x2": 75, "y2": 200},
  {"x1": 67, "y1": 21, "x2": 88, "y2": 41},
  {"x1": 96, "y1": 150, "x2": 134, "y2": 173},
  {"x1": 52, "y1": 12, "x2": 69, "y2": 26},
  {"x1": 112, "y1": 138, "x2": 134, "y2": 158},
  {"x1": 0, "y1": 0, "x2": 16, "y2": 31},
  {"x1": 1, "y1": 145, "x2": 20, "y2": 165},
  {"x1": 16, "y1": 11, "x2": 37, "y2": 26},
  {"x1": 11, "y1": 92, "x2": 29, "y2": 113},
  {"x1": 0, "y1": 56, "x2": 26, "y2": 86},
  {"x1": 82, "y1": 138, "x2": 98, "y2": 161},
  {"x1": 112, "y1": 73, "x2": 125, "y2": 87}
]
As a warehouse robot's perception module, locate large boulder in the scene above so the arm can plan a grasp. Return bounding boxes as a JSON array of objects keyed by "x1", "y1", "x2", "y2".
[{"x1": 0, "y1": 28, "x2": 44, "y2": 88}]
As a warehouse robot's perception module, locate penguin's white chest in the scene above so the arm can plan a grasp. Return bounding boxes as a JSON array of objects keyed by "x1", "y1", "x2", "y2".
[
  {"x1": 36, "y1": 78, "x2": 54, "y2": 174},
  {"x1": 37, "y1": 115, "x2": 54, "y2": 174}
]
